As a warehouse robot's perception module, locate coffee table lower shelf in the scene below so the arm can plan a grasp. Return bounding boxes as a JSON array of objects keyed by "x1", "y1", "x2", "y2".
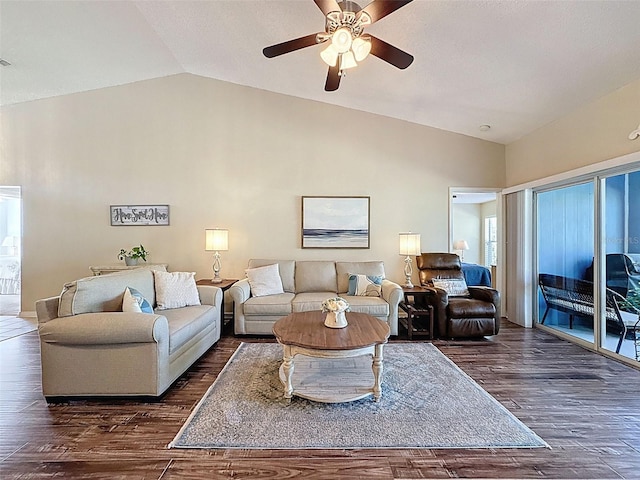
[{"x1": 278, "y1": 353, "x2": 379, "y2": 403}]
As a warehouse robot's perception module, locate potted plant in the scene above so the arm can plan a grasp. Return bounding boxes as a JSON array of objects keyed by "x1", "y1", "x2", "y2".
[{"x1": 117, "y1": 244, "x2": 149, "y2": 266}]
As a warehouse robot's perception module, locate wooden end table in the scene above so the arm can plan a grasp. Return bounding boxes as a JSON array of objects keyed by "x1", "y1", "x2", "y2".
[
  {"x1": 196, "y1": 278, "x2": 238, "y2": 333},
  {"x1": 399, "y1": 286, "x2": 434, "y2": 340},
  {"x1": 272, "y1": 311, "x2": 390, "y2": 403}
]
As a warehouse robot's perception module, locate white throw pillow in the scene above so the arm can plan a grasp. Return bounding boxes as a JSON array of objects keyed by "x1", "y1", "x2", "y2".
[
  {"x1": 245, "y1": 263, "x2": 284, "y2": 297},
  {"x1": 432, "y1": 278, "x2": 470, "y2": 297},
  {"x1": 153, "y1": 271, "x2": 201, "y2": 310}
]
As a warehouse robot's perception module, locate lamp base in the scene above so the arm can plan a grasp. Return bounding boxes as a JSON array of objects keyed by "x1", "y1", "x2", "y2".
[
  {"x1": 211, "y1": 277, "x2": 223, "y2": 284},
  {"x1": 403, "y1": 256, "x2": 414, "y2": 289}
]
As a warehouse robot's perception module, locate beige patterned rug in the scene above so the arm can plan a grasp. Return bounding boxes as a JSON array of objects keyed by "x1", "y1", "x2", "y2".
[{"x1": 169, "y1": 342, "x2": 548, "y2": 449}]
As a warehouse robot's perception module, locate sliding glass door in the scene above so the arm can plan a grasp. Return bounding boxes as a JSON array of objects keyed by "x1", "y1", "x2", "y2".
[
  {"x1": 602, "y1": 171, "x2": 640, "y2": 360},
  {"x1": 535, "y1": 166, "x2": 640, "y2": 363},
  {"x1": 536, "y1": 182, "x2": 595, "y2": 343}
]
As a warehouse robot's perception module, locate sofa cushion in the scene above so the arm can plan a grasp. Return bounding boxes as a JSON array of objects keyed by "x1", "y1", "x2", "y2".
[
  {"x1": 58, "y1": 268, "x2": 156, "y2": 317},
  {"x1": 162, "y1": 305, "x2": 216, "y2": 355},
  {"x1": 336, "y1": 261, "x2": 385, "y2": 293},
  {"x1": 295, "y1": 261, "x2": 337, "y2": 293},
  {"x1": 244, "y1": 293, "x2": 295, "y2": 316},
  {"x1": 348, "y1": 274, "x2": 383, "y2": 297},
  {"x1": 343, "y1": 295, "x2": 390, "y2": 316},
  {"x1": 153, "y1": 271, "x2": 201, "y2": 310},
  {"x1": 248, "y1": 259, "x2": 296, "y2": 293},
  {"x1": 292, "y1": 292, "x2": 337, "y2": 312},
  {"x1": 245, "y1": 263, "x2": 285, "y2": 297},
  {"x1": 122, "y1": 287, "x2": 153, "y2": 313}
]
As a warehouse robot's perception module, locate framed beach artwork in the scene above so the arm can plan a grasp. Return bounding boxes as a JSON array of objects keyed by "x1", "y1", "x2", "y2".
[{"x1": 301, "y1": 196, "x2": 370, "y2": 249}]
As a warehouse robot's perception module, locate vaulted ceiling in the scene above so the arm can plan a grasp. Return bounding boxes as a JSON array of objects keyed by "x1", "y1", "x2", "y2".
[{"x1": 2, "y1": 0, "x2": 640, "y2": 144}]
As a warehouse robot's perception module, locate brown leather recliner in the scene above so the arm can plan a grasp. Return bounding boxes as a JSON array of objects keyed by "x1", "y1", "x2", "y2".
[{"x1": 417, "y1": 253, "x2": 500, "y2": 338}]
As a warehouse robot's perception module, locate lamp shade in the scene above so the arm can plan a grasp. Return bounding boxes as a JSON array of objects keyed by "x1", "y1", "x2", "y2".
[
  {"x1": 320, "y1": 44, "x2": 339, "y2": 66},
  {"x1": 352, "y1": 36, "x2": 371, "y2": 62},
  {"x1": 399, "y1": 233, "x2": 421, "y2": 256},
  {"x1": 1, "y1": 236, "x2": 17, "y2": 247},
  {"x1": 331, "y1": 27, "x2": 353, "y2": 53},
  {"x1": 453, "y1": 239, "x2": 469, "y2": 251},
  {"x1": 205, "y1": 229, "x2": 228, "y2": 251}
]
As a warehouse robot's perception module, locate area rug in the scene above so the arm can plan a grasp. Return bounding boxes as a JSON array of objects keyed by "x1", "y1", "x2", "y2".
[{"x1": 169, "y1": 342, "x2": 548, "y2": 450}]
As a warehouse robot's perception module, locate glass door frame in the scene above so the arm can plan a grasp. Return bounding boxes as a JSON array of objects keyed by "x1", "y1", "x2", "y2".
[{"x1": 531, "y1": 164, "x2": 640, "y2": 366}]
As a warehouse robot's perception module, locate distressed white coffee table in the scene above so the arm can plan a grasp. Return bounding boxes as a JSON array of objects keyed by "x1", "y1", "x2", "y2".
[{"x1": 272, "y1": 311, "x2": 390, "y2": 403}]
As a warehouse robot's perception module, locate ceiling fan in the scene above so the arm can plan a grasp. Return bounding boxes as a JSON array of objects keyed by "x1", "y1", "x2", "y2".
[{"x1": 263, "y1": 0, "x2": 414, "y2": 92}]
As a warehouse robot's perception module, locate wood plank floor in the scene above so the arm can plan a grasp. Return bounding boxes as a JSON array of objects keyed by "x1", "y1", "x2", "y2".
[{"x1": 1, "y1": 320, "x2": 639, "y2": 479}]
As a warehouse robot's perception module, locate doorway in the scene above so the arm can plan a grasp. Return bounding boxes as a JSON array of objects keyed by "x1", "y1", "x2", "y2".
[
  {"x1": 449, "y1": 187, "x2": 502, "y2": 290},
  {"x1": 0, "y1": 186, "x2": 21, "y2": 315}
]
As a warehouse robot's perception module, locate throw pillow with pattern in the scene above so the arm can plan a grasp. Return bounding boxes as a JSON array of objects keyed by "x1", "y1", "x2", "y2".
[
  {"x1": 347, "y1": 274, "x2": 383, "y2": 297},
  {"x1": 432, "y1": 278, "x2": 470, "y2": 297},
  {"x1": 122, "y1": 286, "x2": 154, "y2": 313}
]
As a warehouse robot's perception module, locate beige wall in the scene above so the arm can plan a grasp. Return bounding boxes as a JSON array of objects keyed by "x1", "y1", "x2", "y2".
[
  {"x1": 506, "y1": 77, "x2": 640, "y2": 186},
  {"x1": 0, "y1": 73, "x2": 505, "y2": 312}
]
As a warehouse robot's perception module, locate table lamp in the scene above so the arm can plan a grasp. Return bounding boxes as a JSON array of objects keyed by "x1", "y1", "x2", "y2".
[
  {"x1": 453, "y1": 239, "x2": 469, "y2": 262},
  {"x1": 399, "y1": 233, "x2": 421, "y2": 288},
  {"x1": 205, "y1": 228, "x2": 228, "y2": 283}
]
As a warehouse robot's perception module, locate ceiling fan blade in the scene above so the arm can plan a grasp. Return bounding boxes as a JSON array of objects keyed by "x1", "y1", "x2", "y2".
[
  {"x1": 263, "y1": 33, "x2": 323, "y2": 58},
  {"x1": 361, "y1": 0, "x2": 413, "y2": 24},
  {"x1": 324, "y1": 65, "x2": 341, "y2": 91},
  {"x1": 314, "y1": 0, "x2": 342, "y2": 16},
  {"x1": 369, "y1": 35, "x2": 413, "y2": 69}
]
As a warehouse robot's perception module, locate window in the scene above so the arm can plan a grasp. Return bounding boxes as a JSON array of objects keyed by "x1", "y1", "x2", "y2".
[{"x1": 484, "y1": 216, "x2": 497, "y2": 267}]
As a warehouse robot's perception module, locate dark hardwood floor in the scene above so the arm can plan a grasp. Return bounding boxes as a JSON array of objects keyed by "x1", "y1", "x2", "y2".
[{"x1": 1, "y1": 319, "x2": 639, "y2": 479}]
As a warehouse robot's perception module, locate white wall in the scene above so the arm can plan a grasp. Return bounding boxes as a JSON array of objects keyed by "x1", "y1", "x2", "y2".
[
  {"x1": 506, "y1": 77, "x2": 640, "y2": 186},
  {"x1": 451, "y1": 203, "x2": 481, "y2": 264},
  {"x1": 0, "y1": 74, "x2": 505, "y2": 312}
]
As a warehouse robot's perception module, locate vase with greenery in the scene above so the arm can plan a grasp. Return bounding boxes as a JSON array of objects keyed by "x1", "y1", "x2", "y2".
[{"x1": 117, "y1": 244, "x2": 149, "y2": 266}]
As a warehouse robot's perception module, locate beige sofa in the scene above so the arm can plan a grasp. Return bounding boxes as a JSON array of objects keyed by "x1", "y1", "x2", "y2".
[
  {"x1": 229, "y1": 260, "x2": 403, "y2": 336},
  {"x1": 35, "y1": 268, "x2": 222, "y2": 398}
]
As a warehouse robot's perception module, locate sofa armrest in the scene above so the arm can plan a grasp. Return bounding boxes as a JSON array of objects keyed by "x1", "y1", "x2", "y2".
[
  {"x1": 229, "y1": 279, "x2": 251, "y2": 304},
  {"x1": 197, "y1": 285, "x2": 223, "y2": 307},
  {"x1": 468, "y1": 286, "x2": 500, "y2": 306},
  {"x1": 468, "y1": 286, "x2": 501, "y2": 319},
  {"x1": 380, "y1": 280, "x2": 403, "y2": 336},
  {"x1": 38, "y1": 312, "x2": 169, "y2": 345},
  {"x1": 381, "y1": 279, "x2": 403, "y2": 308},
  {"x1": 229, "y1": 279, "x2": 251, "y2": 335},
  {"x1": 36, "y1": 296, "x2": 61, "y2": 324}
]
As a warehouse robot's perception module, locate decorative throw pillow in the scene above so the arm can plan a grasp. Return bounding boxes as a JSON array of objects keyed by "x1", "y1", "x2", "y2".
[
  {"x1": 153, "y1": 270, "x2": 201, "y2": 310},
  {"x1": 122, "y1": 286, "x2": 154, "y2": 313},
  {"x1": 245, "y1": 263, "x2": 284, "y2": 297},
  {"x1": 347, "y1": 274, "x2": 383, "y2": 297},
  {"x1": 432, "y1": 278, "x2": 470, "y2": 297}
]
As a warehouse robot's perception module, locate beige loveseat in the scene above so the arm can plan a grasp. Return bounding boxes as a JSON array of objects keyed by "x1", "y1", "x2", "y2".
[
  {"x1": 35, "y1": 268, "x2": 222, "y2": 398},
  {"x1": 229, "y1": 260, "x2": 403, "y2": 336}
]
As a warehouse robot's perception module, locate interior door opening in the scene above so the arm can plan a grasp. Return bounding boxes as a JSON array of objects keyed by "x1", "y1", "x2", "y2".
[
  {"x1": 0, "y1": 186, "x2": 21, "y2": 316},
  {"x1": 449, "y1": 187, "x2": 501, "y2": 290}
]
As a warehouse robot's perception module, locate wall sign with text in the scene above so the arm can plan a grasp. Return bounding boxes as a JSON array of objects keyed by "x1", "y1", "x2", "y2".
[{"x1": 110, "y1": 205, "x2": 170, "y2": 226}]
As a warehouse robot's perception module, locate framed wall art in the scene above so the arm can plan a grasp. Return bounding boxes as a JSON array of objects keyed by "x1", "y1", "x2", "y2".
[
  {"x1": 301, "y1": 196, "x2": 370, "y2": 249},
  {"x1": 110, "y1": 205, "x2": 170, "y2": 226}
]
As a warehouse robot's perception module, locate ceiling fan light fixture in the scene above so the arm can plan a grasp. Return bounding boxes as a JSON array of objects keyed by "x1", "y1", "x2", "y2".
[
  {"x1": 331, "y1": 27, "x2": 353, "y2": 53},
  {"x1": 320, "y1": 44, "x2": 339, "y2": 67},
  {"x1": 352, "y1": 36, "x2": 371, "y2": 62},
  {"x1": 340, "y1": 50, "x2": 358, "y2": 70}
]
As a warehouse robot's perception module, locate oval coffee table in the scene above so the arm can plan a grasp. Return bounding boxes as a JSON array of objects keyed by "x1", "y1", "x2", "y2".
[{"x1": 272, "y1": 311, "x2": 390, "y2": 403}]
